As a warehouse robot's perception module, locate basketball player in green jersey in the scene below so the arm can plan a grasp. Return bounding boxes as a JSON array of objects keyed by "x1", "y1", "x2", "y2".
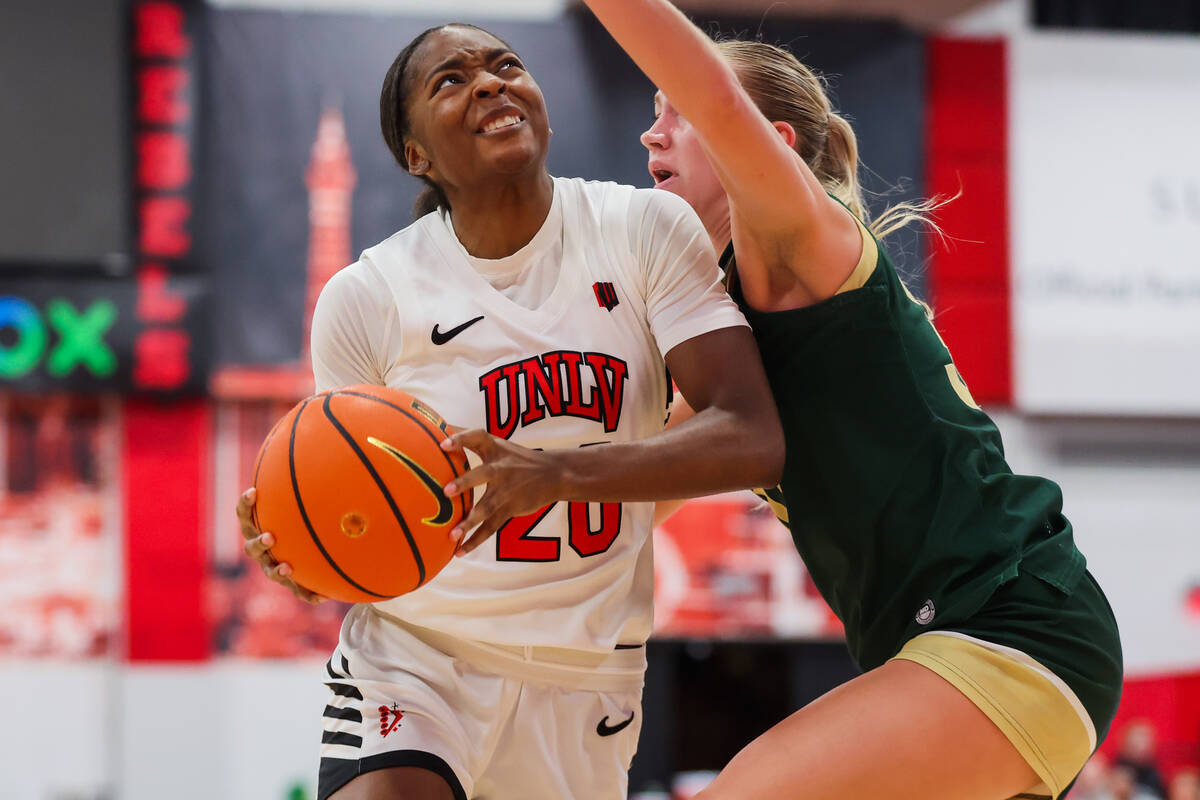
[{"x1": 569, "y1": 1, "x2": 1124, "y2": 798}]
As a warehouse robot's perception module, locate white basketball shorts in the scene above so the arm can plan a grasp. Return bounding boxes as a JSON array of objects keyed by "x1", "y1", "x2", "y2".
[{"x1": 316, "y1": 605, "x2": 646, "y2": 800}]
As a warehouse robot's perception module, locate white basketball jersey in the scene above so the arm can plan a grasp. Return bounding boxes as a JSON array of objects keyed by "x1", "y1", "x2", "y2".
[{"x1": 310, "y1": 177, "x2": 745, "y2": 652}]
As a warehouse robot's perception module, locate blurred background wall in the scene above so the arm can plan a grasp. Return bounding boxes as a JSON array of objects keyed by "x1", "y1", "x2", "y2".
[{"x1": 0, "y1": 1, "x2": 1198, "y2": 798}]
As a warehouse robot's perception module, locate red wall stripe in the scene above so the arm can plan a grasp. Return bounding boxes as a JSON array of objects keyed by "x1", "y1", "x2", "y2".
[
  {"x1": 1102, "y1": 671, "x2": 1200, "y2": 777},
  {"x1": 123, "y1": 399, "x2": 211, "y2": 661},
  {"x1": 926, "y1": 37, "x2": 1012, "y2": 405}
]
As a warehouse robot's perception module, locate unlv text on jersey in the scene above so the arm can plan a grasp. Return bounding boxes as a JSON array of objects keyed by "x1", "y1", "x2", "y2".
[{"x1": 479, "y1": 351, "x2": 629, "y2": 439}]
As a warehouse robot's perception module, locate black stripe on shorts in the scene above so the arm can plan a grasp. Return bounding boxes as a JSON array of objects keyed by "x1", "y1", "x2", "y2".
[
  {"x1": 322, "y1": 705, "x2": 362, "y2": 723},
  {"x1": 325, "y1": 652, "x2": 353, "y2": 679},
  {"x1": 318, "y1": 750, "x2": 467, "y2": 800},
  {"x1": 326, "y1": 682, "x2": 363, "y2": 700},
  {"x1": 321, "y1": 730, "x2": 363, "y2": 748}
]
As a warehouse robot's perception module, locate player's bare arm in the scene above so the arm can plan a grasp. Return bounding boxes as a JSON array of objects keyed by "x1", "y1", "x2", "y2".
[
  {"x1": 651, "y1": 395, "x2": 695, "y2": 526},
  {"x1": 582, "y1": 0, "x2": 861, "y2": 308},
  {"x1": 444, "y1": 325, "x2": 782, "y2": 554}
]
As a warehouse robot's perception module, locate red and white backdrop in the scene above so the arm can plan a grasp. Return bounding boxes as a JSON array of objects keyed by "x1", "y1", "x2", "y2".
[
  {"x1": 2, "y1": 2, "x2": 1199, "y2": 797},
  {"x1": 927, "y1": 30, "x2": 1200, "y2": 777},
  {"x1": 1009, "y1": 34, "x2": 1200, "y2": 416}
]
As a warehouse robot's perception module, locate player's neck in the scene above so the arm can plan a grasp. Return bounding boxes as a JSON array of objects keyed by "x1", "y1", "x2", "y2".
[
  {"x1": 445, "y1": 172, "x2": 555, "y2": 259},
  {"x1": 687, "y1": 193, "x2": 730, "y2": 257},
  {"x1": 706, "y1": 215, "x2": 731, "y2": 258}
]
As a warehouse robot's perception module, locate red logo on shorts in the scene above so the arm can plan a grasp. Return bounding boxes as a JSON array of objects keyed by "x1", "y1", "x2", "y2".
[{"x1": 379, "y1": 703, "x2": 404, "y2": 737}]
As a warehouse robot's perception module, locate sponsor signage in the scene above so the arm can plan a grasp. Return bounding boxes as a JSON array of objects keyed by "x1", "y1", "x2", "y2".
[
  {"x1": 0, "y1": 275, "x2": 205, "y2": 392},
  {"x1": 1012, "y1": 33, "x2": 1200, "y2": 414},
  {"x1": 0, "y1": 1, "x2": 209, "y2": 393},
  {"x1": 127, "y1": 0, "x2": 208, "y2": 392}
]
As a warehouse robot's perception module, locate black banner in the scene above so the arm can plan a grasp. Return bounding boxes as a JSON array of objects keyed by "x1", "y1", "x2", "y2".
[
  {"x1": 0, "y1": 0, "x2": 209, "y2": 394},
  {"x1": 127, "y1": 0, "x2": 209, "y2": 393},
  {"x1": 0, "y1": 271, "x2": 205, "y2": 392}
]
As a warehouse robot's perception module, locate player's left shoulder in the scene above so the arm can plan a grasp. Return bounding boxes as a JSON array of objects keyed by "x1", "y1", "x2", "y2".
[
  {"x1": 557, "y1": 176, "x2": 690, "y2": 218},
  {"x1": 636, "y1": 183, "x2": 697, "y2": 216},
  {"x1": 580, "y1": 179, "x2": 691, "y2": 217},
  {"x1": 629, "y1": 187, "x2": 709, "y2": 249},
  {"x1": 553, "y1": 176, "x2": 637, "y2": 248},
  {"x1": 557, "y1": 175, "x2": 637, "y2": 217},
  {"x1": 583, "y1": 180, "x2": 698, "y2": 233}
]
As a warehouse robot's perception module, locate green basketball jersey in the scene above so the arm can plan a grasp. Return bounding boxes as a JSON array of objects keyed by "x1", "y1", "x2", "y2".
[{"x1": 723, "y1": 219, "x2": 1086, "y2": 671}]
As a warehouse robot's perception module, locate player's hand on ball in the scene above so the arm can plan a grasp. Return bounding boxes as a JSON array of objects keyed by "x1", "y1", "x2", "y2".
[
  {"x1": 236, "y1": 488, "x2": 328, "y2": 605},
  {"x1": 441, "y1": 430, "x2": 564, "y2": 556}
]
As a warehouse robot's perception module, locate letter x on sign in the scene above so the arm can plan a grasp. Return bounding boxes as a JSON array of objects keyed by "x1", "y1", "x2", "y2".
[{"x1": 46, "y1": 299, "x2": 118, "y2": 378}]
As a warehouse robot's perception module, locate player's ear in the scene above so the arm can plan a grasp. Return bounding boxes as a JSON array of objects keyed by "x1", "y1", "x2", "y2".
[
  {"x1": 405, "y1": 141, "x2": 431, "y2": 176},
  {"x1": 773, "y1": 121, "x2": 797, "y2": 150}
]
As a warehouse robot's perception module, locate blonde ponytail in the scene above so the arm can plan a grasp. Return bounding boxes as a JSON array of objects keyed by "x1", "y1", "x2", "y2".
[{"x1": 816, "y1": 112, "x2": 867, "y2": 222}]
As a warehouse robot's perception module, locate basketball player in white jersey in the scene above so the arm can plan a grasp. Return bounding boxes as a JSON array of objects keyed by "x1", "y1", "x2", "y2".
[{"x1": 236, "y1": 23, "x2": 783, "y2": 800}]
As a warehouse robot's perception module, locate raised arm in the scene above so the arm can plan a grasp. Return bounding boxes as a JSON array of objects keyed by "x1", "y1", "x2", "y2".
[{"x1": 583, "y1": 0, "x2": 862, "y2": 304}]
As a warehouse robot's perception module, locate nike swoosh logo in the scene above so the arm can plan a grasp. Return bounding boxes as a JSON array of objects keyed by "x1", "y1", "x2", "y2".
[
  {"x1": 431, "y1": 315, "x2": 484, "y2": 346},
  {"x1": 596, "y1": 712, "x2": 635, "y2": 737},
  {"x1": 366, "y1": 436, "x2": 454, "y2": 526}
]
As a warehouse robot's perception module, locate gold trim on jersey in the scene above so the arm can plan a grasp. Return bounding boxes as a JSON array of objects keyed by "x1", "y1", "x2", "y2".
[
  {"x1": 753, "y1": 486, "x2": 790, "y2": 527},
  {"x1": 944, "y1": 363, "x2": 982, "y2": 410},
  {"x1": 892, "y1": 631, "x2": 1096, "y2": 800},
  {"x1": 834, "y1": 215, "x2": 880, "y2": 295}
]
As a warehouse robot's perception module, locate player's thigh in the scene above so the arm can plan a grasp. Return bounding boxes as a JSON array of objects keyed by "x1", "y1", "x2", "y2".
[
  {"x1": 329, "y1": 766, "x2": 457, "y2": 800},
  {"x1": 316, "y1": 673, "x2": 476, "y2": 800},
  {"x1": 478, "y1": 682, "x2": 643, "y2": 800},
  {"x1": 697, "y1": 658, "x2": 1040, "y2": 800}
]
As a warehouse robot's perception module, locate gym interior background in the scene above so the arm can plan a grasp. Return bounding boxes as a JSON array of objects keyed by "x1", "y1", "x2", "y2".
[{"x1": 1, "y1": 0, "x2": 1198, "y2": 798}]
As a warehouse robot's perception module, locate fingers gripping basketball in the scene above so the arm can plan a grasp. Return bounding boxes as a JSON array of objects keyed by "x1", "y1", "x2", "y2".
[{"x1": 252, "y1": 386, "x2": 472, "y2": 603}]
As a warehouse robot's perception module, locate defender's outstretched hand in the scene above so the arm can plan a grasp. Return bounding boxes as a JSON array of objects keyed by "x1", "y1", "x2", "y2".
[{"x1": 580, "y1": 0, "x2": 862, "y2": 304}]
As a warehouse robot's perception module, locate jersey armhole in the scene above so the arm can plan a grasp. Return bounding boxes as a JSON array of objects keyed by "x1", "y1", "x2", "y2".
[{"x1": 834, "y1": 213, "x2": 880, "y2": 295}]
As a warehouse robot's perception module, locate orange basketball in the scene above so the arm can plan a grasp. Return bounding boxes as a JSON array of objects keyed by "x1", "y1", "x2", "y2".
[{"x1": 251, "y1": 385, "x2": 471, "y2": 603}]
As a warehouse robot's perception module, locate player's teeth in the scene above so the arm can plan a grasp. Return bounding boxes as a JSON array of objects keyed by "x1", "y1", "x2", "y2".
[{"x1": 485, "y1": 116, "x2": 520, "y2": 132}]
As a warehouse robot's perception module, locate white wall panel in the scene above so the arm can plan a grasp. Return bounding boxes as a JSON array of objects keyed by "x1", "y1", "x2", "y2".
[
  {"x1": 1011, "y1": 33, "x2": 1200, "y2": 415},
  {"x1": 119, "y1": 661, "x2": 325, "y2": 800},
  {"x1": 0, "y1": 662, "x2": 116, "y2": 800}
]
